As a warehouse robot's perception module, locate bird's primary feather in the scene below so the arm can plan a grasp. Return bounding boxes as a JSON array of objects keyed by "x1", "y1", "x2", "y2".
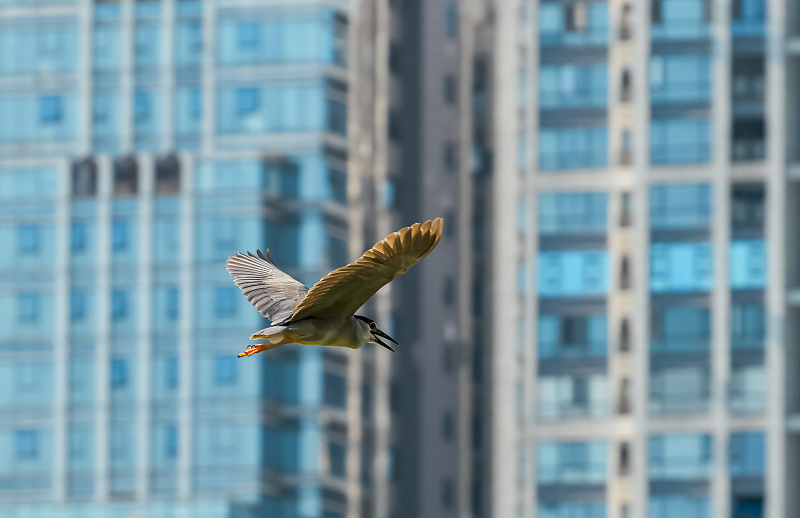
[
  {"x1": 286, "y1": 218, "x2": 444, "y2": 323},
  {"x1": 225, "y1": 249, "x2": 308, "y2": 324}
]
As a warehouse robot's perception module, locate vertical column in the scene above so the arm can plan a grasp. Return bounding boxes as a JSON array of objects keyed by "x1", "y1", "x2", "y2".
[
  {"x1": 489, "y1": 2, "x2": 519, "y2": 516},
  {"x1": 630, "y1": 0, "x2": 653, "y2": 516},
  {"x1": 162, "y1": 0, "x2": 176, "y2": 151},
  {"x1": 77, "y1": 0, "x2": 94, "y2": 155},
  {"x1": 135, "y1": 156, "x2": 154, "y2": 500},
  {"x1": 711, "y1": 2, "x2": 733, "y2": 518},
  {"x1": 94, "y1": 157, "x2": 113, "y2": 502},
  {"x1": 53, "y1": 159, "x2": 72, "y2": 503},
  {"x1": 120, "y1": 0, "x2": 135, "y2": 153},
  {"x1": 177, "y1": 153, "x2": 195, "y2": 500},
  {"x1": 201, "y1": 0, "x2": 216, "y2": 153},
  {"x1": 765, "y1": 1, "x2": 788, "y2": 517}
]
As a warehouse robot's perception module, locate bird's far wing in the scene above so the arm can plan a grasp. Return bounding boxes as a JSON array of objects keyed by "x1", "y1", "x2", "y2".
[
  {"x1": 287, "y1": 218, "x2": 444, "y2": 322},
  {"x1": 226, "y1": 250, "x2": 309, "y2": 324}
]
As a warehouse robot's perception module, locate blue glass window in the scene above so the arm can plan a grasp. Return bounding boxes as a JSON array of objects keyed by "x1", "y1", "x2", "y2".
[
  {"x1": 214, "y1": 355, "x2": 236, "y2": 385},
  {"x1": 236, "y1": 22, "x2": 260, "y2": 48},
  {"x1": 730, "y1": 240, "x2": 766, "y2": 289},
  {"x1": 649, "y1": 433, "x2": 712, "y2": 479},
  {"x1": 112, "y1": 220, "x2": 128, "y2": 251},
  {"x1": 165, "y1": 425, "x2": 178, "y2": 458},
  {"x1": 650, "y1": 118, "x2": 711, "y2": 165},
  {"x1": 539, "y1": 126, "x2": 608, "y2": 171},
  {"x1": 650, "y1": 183, "x2": 712, "y2": 229},
  {"x1": 40, "y1": 96, "x2": 62, "y2": 124},
  {"x1": 539, "y1": 64, "x2": 608, "y2": 108},
  {"x1": 730, "y1": 431, "x2": 765, "y2": 476},
  {"x1": 537, "y1": 250, "x2": 609, "y2": 297},
  {"x1": 651, "y1": 0, "x2": 711, "y2": 41},
  {"x1": 329, "y1": 442, "x2": 346, "y2": 477},
  {"x1": 538, "y1": 192, "x2": 608, "y2": 235},
  {"x1": 134, "y1": 91, "x2": 151, "y2": 123},
  {"x1": 539, "y1": 2, "x2": 609, "y2": 46},
  {"x1": 17, "y1": 225, "x2": 40, "y2": 254},
  {"x1": 649, "y1": 242, "x2": 713, "y2": 292},
  {"x1": 18, "y1": 293, "x2": 39, "y2": 323},
  {"x1": 15, "y1": 430, "x2": 38, "y2": 460},
  {"x1": 166, "y1": 287, "x2": 179, "y2": 320},
  {"x1": 111, "y1": 290, "x2": 127, "y2": 320},
  {"x1": 189, "y1": 89, "x2": 202, "y2": 120},
  {"x1": 165, "y1": 357, "x2": 179, "y2": 389},
  {"x1": 731, "y1": 304, "x2": 765, "y2": 349},
  {"x1": 327, "y1": 100, "x2": 347, "y2": 135},
  {"x1": 236, "y1": 88, "x2": 259, "y2": 116},
  {"x1": 71, "y1": 222, "x2": 86, "y2": 253},
  {"x1": 111, "y1": 358, "x2": 127, "y2": 389},
  {"x1": 649, "y1": 55, "x2": 712, "y2": 104},
  {"x1": 214, "y1": 287, "x2": 237, "y2": 317},
  {"x1": 537, "y1": 440, "x2": 608, "y2": 484},
  {"x1": 70, "y1": 291, "x2": 86, "y2": 321},
  {"x1": 732, "y1": 0, "x2": 766, "y2": 35}
]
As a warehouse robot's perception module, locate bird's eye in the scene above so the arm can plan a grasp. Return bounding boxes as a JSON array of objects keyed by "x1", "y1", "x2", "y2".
[{"x1": 370, "y1": 322, "x2": 377, "y2": 330}]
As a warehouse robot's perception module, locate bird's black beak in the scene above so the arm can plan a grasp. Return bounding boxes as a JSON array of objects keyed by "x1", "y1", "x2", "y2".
[{"x1": 372, "y1": 329, "x2": 398, "y2": 352}]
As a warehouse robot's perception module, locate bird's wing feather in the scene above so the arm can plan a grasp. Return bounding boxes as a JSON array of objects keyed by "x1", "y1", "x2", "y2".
[
  {"x1": 287, "y1": 218, "x2": 444, "y2": 322},
  {"x1": 226, "y1": 249, "x2": 309, "y2": 324}
]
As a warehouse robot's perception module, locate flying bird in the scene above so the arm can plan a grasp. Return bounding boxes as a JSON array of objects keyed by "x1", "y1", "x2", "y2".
[{"x1": 226, "y1": 218, "x2": 443, "y2": 357}]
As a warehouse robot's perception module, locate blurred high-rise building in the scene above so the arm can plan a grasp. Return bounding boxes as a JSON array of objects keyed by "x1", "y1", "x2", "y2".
[
  {"x1": 0, "y1": 1, "x2": 393, "y2": 517},
  {"x1": 355, "y1": 0, "x2": 800, "y2": 517}
]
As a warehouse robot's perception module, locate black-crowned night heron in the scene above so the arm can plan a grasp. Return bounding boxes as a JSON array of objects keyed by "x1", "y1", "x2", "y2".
[{"x1": 226, "y1": 218, "x2": 443, "y2": 357}]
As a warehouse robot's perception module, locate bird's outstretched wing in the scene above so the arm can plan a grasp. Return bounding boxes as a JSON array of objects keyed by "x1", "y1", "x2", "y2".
[
  {"x1": 287, "y1": 218, "x2": 444, "y2": 323},
  {"x1": 226, "y1": 250, "x2": 309, "y2": 324}
]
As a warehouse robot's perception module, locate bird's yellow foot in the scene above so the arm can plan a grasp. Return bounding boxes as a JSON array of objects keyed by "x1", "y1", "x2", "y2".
[{"x1": 238, "y1": 344, "x2": 264, "y2": 358}]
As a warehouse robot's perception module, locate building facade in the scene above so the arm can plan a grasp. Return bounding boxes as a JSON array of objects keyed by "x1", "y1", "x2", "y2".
[
  {"x1": 369, "y1": 0, "x2": 800, "y2": 517},
  {"x1": 0, "y1": 1, "x2": 388, "y2": 517}
]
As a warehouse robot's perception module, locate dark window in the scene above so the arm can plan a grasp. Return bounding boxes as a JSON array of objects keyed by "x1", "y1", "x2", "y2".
[
  {"x1": 361, "y1": 383, "x2": 372, "y2": 419},
  {"x1": 621, "y1": 69, "x2": 632, "y2": 102},
  {"x1": 652, "y1": 0, "x2": 663, "y2": 23},
  {"x1": 443, "y1": 277, "x2": 456, "y2": 306},
  {"x1": 565, "y1": 2, "x2": 588, "y2": 32},
  {"x1": 71, "y1": 158, "x2": 97, "y2": 197},
  {"x1": 113, "y1": 156, "x2": 138, "y2": 195},
  {"x1": 444, "y1": 75, "x2": 457, "y2": 105},
  {"x1": 444, "y1": 141, "x2": 458, "y2": 172},
  {"x1": 156, "y1": 154, "x2": 181, "y2": 194},
  {"x1": 15, "y1": 430, "x2": 38, "y2": 459},
  {"x1": 732, "y1": 56, "x2": 765, "y2": 102},
  {"x1": 731, "y1": 183, "x2": 765, "y2": 231},
  {"x1": 619, "y1": 442, "x2": 631, "y2": 475},
  {"x1": 389, "y1": 42, "x2": 402, "y2": 74},
  {"x1": 621, "y1": 130, "x2": 633, "y2": 165},
  {"x1": 620, "y1": 4, "x2": 633, "y2": 39},
  {"x1": 214, "y1": 356, "x2": 236, "y2": 385},
  {"x1": 442, "y1": 411, "x2": 454, "y2": 440},
  {"x1": 620, "y1": 317, "x2": 631, "y2": 352},
  {"x1": 329, "y1": 442, "x2": 346, "y2": 477},
  {"x1": 561, "y1": 316, "x2": 587, "y2": 346},
  {"x1": 572, "y1": 377, "x2": 589, "y2": 406},
  {"x1": 441, "y1": 478, "x2": 454, "y2": 509},
  {"x1": 17, "y1": 225, "x2": 40, "y2": 255},
  {"x1": 324, "y1": 372, "x2": 347, "y2": 408},
  {"x1": 619, "y1": 378, "x2": 631, "y2": 413},
  {"x1": 327, "y1": 100, "x2": 347, "y2": 135},
  {"x1": 110, "y1": 359, "x2": 127, "y2": 389},
  {"x1": 444, "y1": 209, "x2": 456, "y2": 238},
  {"x1": 329, "y1": 168, "x2": 347, "y2": 203},
  {"x1": 388, "y1": 110, "x2": 402, "y2": 141},
  {"x1": 620, "y1": 256, "x2": 631, "y2": 290},
  {"x1": 620, "y1": 192, "x2": 632, "y2": 226},
  {"x1": 732, "y1": 118, "x2": 765, "y2": 162}
]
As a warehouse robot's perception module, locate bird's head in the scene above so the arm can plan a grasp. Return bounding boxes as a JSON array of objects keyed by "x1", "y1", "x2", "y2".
[{"x1": 355, "y1": 315, "x2": 398, "y2": 352}]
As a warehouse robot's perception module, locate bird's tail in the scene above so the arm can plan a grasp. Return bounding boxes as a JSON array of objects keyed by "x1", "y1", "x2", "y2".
[{"x1": 238, "y1": 326, "x2": 290, "y2": 357}]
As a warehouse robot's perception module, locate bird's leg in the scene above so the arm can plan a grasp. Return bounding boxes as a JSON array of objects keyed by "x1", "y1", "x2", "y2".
[{"x1": 237, "y1": 340, "x2": 286, "y2": 358}]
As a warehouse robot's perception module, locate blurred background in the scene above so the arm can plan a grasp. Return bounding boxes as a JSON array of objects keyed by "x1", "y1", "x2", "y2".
[{"x1": 1, "y1": 0, "x2": 800, "y2": 517}]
